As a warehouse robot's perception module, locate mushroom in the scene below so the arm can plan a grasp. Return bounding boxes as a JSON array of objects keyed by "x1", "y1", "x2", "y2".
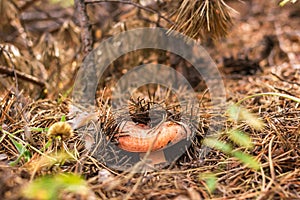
[{"x1": 115, "y1": 120, "x2": 191, "y2": 166}]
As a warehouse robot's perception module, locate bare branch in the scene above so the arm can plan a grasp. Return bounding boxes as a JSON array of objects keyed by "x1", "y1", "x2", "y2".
[
  {"x1": 0, "y1": 65, "x2": 46, "y2": 87},
  {"x1": 75, "y1": 0, "x2": 93, "y2": 57},
  {"x1": 84, "y1": 0, "x2": 174, "y2": 25}
]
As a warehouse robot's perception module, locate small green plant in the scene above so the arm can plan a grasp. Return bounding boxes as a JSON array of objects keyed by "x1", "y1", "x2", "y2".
[
  {"x1": 0, "y1": 115, "x2": 71, "y2": 166},
  {"x1": 23, "y1": 173, "x2": 90, "y2": 200},
  {"x1": 199, "y1": 172, "x2": 218, "y2": 194},
  {"x1": 201, "y1": 92, "x2": 300, "y2": 192},
  {"x1": 203, "y1": 104, "x2": 263, "y2": 171},
  {"x1": 199, "y1": 103, "x2": 262, "y2": 193},
  {"x1": 0, "y1": 128, "x2": 32, "y2": 166},
  {"x1": 8, "y1": 134, "x2": 31, "y2": 166}
]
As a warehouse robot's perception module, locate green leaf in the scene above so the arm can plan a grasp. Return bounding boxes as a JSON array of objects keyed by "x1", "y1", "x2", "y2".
[
  {"x1": 228, "y1": 104, "x2": 240, "y2": 122},
  {"x1": 24, "y1": 149, "x2": 31, "y2": 162},
  {"x1": 23, "y1": 176, "x2": 59, "y2": 200},
  {"x1": 56, "y1": 174, "x2": 89, "y2": 194},
  {"x1": 23, "y1": 173, "x2": 89, "y2": 200},
  {"x1": 9, "y1": 156, "x2": 22, "y2": 167},
  {"x1": 232, "y1": 151, "x2": 260, "y2": 170},
  {"x1": 8, "y1": 136, "x2": 31, "y2": 166},
  {"x1": 204, "y1": 137, "x2": 261, "y2": 171},
  {"x1": 203, "y1": 138, "x2": 232, "y2": 154},
  {"x1": 240, "y1": 109, "x2": 264, "y2": 131},
  {"x1": 9, "y1": 135, "x2": 24, "y2": 154},
  {"x1": 42, "y1": 140, "x2": 53, "y2": 152},
  {"x1": 228, "y1": 104, "x2": 264, "y2": 130},
  {"x1": 199, "y1": 173, "x2": 217, "y2": 193},
  {"x1": 9, "y1": 148, "x2": 29, "y2": 166},
  {"x1": 60, "y1": 115, "x2": 66, "y2": 122},
  {"x1": 30, "y1": 127, "x2": 45, "y2": 132},
  {"x1": 0, "y1": 131, "x2": 6, "y2": 144},
  {"x1": 228, "y1": 130, "x2": 253, "y2": 149}
]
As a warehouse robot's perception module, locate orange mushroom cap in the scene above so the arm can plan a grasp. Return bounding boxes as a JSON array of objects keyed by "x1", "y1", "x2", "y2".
[{"x1": 116, "y1": 121, "x2": 191, "y2": 152}]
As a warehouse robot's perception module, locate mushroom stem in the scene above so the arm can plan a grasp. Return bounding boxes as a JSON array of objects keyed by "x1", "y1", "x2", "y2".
[{"x1": 140, "y1": 150, "x2": 167, "y2": 167}]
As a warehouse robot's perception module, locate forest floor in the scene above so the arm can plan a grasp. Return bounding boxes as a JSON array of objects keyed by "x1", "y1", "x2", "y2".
[{"x1": 0, "y1": 0, "x2": 300, "y2": 199}]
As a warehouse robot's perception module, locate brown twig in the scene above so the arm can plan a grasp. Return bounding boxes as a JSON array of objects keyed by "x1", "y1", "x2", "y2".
[
  {"x1": 0, "y1": 65, "x2": 46, "y2": 87},
  {"x1": 271, "y1": 72, "x2": 300, "y2": 87},
  {"x1": 75, "y1": 0, "x2": 93, "y2": 57},
  {"x1": 84, "y1": 0, "x2": 174, "y2": 25}
]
